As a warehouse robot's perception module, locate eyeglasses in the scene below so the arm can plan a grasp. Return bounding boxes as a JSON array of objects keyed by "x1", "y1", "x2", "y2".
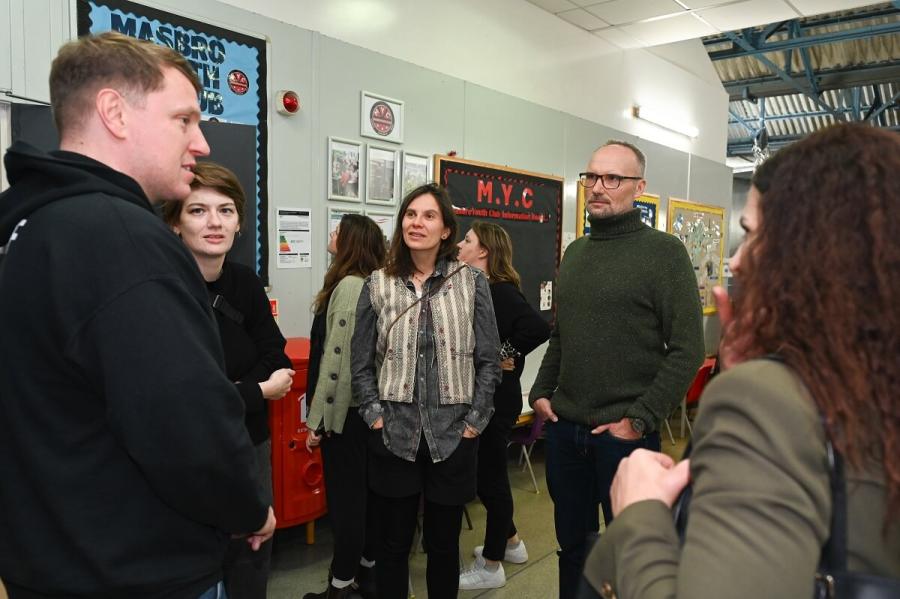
[{"x1": 578, "y1": 172, "x2": 643, "y2": 190}]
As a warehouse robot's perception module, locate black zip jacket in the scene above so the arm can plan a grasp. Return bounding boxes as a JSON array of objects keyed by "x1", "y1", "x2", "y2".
[{"x1": 0, "y1": 143, "x2": 268, "y2": 598}]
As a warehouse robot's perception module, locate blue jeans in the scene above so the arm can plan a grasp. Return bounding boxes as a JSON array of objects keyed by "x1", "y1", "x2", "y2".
[
  {"x1": 544, "y1": 418, "x2": 661, "y2": 599},
  {"x1": 197, "y1": 581, "x2": 227, "y2": 599}
]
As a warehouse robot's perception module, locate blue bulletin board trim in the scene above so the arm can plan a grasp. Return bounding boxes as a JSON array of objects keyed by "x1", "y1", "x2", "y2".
[{"x1": 76, "y1": 0, "x2": 270, "y2": 285}]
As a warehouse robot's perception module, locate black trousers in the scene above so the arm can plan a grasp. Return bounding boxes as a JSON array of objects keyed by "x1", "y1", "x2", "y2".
[
  {"x1": 321, "y1": 410, "x2": 380, "y2": 581},
  {"x1": 370, "y1": 434, "x2": 477, "y2": 599},
  {"x1": 476, "y1": 410, "x2": 519, "y2": 561},
  {"x1": 223, "y1": 440, "x2": 273, "y2": 599},
  {"x1": 375, "y1": 494, "x2": 464, "y2": 599}
]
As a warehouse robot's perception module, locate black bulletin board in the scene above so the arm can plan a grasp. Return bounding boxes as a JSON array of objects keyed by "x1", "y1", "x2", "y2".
[
  {"x1": 435, "y1": 155, "x2": 562, "y2": 322},
  {"x1": 10, "y1": 104, "x2": 262, "y2": 282}
]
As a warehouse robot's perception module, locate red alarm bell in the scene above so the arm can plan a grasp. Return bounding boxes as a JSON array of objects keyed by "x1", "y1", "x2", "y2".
[{"x1": 276, "y1": 90, "x2": 301, "y2": 115}]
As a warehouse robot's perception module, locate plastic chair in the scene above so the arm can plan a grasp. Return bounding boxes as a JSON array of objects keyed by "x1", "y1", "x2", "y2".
[
  {"x1": 681, "y1": 359, "x2": 716, "y2": 436},
  {"x1": 507, "y1": 412, "x2": 546, "y2": 494}
]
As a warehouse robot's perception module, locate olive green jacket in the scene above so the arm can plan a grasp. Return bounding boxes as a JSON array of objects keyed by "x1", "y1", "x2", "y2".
[
  {"x1": 585, "y1": 359, "x2": 900, "y2": 599},
  {"x1": 306, "y1": 275, "x2": 364, "y2": 434}
]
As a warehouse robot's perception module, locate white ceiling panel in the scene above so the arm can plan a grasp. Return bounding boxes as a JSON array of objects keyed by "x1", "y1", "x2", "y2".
[
  {"x1": 585, "y1": 0, "x2": 685, "y2": 26},
  {"x1": 557, "y1": 8, "x2": 611, "y2": 29},
  {"x1": 570, "y1": 0, "x2": 614, "y2": 6},
  {"x1": 787, "y1": 0, "x2": 886, "y2": 17},
  {"x1": 592, "y1": 26, "x2": 648, "y2": 48},
  {"x1": 621, "y1": 13, "x2": 718, "y2": 46},
  {"x1": 697, "y1": 0, "x2": 800, "y2": 31},
  {"x1": 525, "y1": 0, "x2": 579, "y2": 13},
  {"x1": 678, "y1": 0, "x2": 746, "y2": 7}
]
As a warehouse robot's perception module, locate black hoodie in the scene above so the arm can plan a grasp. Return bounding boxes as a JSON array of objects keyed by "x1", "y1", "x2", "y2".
[{"x1": 0, "y1": 143, "x2": 268, "y2": 598}]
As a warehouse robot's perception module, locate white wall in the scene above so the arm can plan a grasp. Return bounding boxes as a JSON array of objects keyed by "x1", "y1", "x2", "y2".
[
  {"x1": 214, "y1": 0, "x2": 729, "y2": 163},
  {"x1": 3, "y1": 0, "x2": 732, "y2": 370}
]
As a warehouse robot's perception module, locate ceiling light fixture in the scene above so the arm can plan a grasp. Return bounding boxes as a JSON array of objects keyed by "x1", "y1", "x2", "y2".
[{"x1": 631, "y1": 104, "x2": 699, "y2": 139}]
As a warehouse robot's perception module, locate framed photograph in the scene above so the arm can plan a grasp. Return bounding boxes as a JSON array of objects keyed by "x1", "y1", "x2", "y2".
[
  {"x1": 365, "y1": 208, "x2": 397, "y2": 249},
  {"x1": 366, "y1": 144, "x2": 400, "y2": 206},
  {"x1": 328, "y1": 205, "x2": 364, "y2": 238},
  {"x1": 667, "y1": 198, "x2": 726, "y2": 315},
  {"x1": 576, "y1": 188, "x2": 662, "y2": 236},
  {"x1": 634, "y1": 193, "x2": 661, "y2": 230},
  {"x1": 327, "y1": 137, "x2": 363, "y2": 202},
  {"x1": 401, "y1": 151, "x2": 429, "y2": 198},
  {"x1": 360, "y1": 91, "x2": 404, "y2": 144}
]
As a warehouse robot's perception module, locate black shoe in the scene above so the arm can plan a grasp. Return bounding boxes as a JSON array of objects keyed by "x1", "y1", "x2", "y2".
[
  {"x1": 302, "y1": 584, "x2": 354, "y2": 599},
  {"x1": 354, "y1": 565, "x2": 377, "y2": 599}
]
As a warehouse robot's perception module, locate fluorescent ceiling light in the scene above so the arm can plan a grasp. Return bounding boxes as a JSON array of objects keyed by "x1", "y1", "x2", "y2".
[{"x1": 631, "y1": 104, "x2": 699, "y2": 139}]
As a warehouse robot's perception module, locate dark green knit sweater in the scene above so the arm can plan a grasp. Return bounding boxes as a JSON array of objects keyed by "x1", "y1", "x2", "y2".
[{"x1": 529, "y1": 208, "x2": 704, "y2": 431}]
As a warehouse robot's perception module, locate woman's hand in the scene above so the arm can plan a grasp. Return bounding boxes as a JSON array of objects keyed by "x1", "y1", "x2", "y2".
[
  {"x1": 372, "y1": 417, "x2": 384, "y2": 430},
  {"x1": 500, "y1": 357, "x2": 515, "y2": 371},
  {"x1": 306, "y1": 430, "x2": 321, "y2": 452},
  {"x1": 610, "y1": 449, "x2": 691, "y2": 518},
  {"x1": 462, "y1": 424, "x2": 479, "y2": 438},
  {"x1": 259, "y1": 368, "x2": 295, "y2": 400}
]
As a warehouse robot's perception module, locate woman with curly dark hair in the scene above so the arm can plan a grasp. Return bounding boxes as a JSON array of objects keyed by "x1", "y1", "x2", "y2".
[{"x1": 582, "y1": 123, "x2": 900, "y2": 598}]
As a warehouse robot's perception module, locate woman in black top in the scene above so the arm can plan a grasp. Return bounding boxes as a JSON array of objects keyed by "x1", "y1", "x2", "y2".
[
  {"x1": 456, "y1": 221, "x2": 551, "y2": 590},
  {"x1": 162, "y1": 162, "x2": 293, "y2": 599}
]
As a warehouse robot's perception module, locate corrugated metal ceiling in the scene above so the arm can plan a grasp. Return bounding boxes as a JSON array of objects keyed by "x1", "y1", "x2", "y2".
[{"x1": 705, "y1": 2, "x2": 900, "y2": 157}]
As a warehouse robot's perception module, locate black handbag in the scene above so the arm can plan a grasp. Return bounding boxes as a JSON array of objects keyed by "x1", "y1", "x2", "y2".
[{"x1": 812, "y1": 442, "x2": 900, "y2": 599}]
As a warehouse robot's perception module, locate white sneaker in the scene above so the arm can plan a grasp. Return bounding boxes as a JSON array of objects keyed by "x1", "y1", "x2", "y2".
[
  {"x1": 459, "y1": 556, "x2": 506, "y2": 590},
  {"x1": 473, "y1": 541, "x2": 528, "y2": 564}
]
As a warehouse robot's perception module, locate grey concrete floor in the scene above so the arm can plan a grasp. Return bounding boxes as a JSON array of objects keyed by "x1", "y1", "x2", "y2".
[{"x1": 268, "y1": 425, "x2": 689, "y2": 599}]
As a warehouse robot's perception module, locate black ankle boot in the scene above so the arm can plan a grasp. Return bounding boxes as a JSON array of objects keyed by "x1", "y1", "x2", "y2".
[{"x1": 354, "y1": 565, "x2": 377, "y2": 599}]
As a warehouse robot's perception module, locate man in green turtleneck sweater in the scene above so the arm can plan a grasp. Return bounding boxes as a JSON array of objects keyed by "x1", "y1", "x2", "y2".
[{"x1": 529, "y1": 140, "x2": 704, "y2": 599}]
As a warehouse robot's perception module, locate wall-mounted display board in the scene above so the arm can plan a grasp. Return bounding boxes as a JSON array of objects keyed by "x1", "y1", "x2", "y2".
[
  {"x1": 434, "y1": 155, "x2": 562, "y2": 321},
  {"x1": 10, "y1": 104, "x2": 261, "y2": 284},
  {"x1": 576, "y1": 187, "x2": 661, "y2": 237},
  {"x1": 76, "y1": 0, "x2": 270, "y2": 282},
  {"x1": 667, "y1": 198, "x2": 726, "y2": 315}
]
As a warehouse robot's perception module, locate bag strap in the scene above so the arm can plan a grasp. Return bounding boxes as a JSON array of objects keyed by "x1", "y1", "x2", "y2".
[
  {"x1": 210, "y1": 292, "x2": 245, "y2": 325},
  {"x1": 819, "y1": 435, "x2": 848, "y2": 571},
  {"x1": 385, "y1": 263, "x2": 467, "y2": 337}
]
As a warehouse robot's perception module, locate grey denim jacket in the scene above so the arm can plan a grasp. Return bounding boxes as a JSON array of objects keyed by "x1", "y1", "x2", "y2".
[{"x1": 351, "y1": 259, "x2": 500, "y2": 462}]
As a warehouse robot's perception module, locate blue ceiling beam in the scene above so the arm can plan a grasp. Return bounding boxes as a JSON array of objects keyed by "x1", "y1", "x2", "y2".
[
  {"x1": 722, "y1": 30, "x2": 842, "y2": 119},
  {"x1": 851, "y1": 87, "x2": 862, "y2": 121},
  {"x1": 709, "y1": 20, "x2": 900, "y2": 61},
  {"x1": 729, "y1": 109, "x2": 758, "y2": 135},
  {"x1": 728, "y1": 125, "x2": 900, "y2": 155},
  {"x1": 705, "y1": 6, "x2": 900, "y2": 47},
  {"x1": 866, "y1": 89, "x2": 900, "y2": 123}
]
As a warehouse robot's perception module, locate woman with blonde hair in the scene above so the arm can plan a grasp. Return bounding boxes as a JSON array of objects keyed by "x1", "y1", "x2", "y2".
[{"x1": 456, "y1": 221, "x2": 550, "y2": 590}]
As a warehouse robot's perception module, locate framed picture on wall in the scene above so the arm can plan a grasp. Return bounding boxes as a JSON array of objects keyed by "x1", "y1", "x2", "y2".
[
  {"x1": 328, "y1": 204, "x2": 364, "y2": 237},
  {"x1": 365, "y1": 207, "x2": 397, "y2": 249},
  {"x1": 360, "y1": 91, "x2": 404, "y2": 144},
  {"x1": 667, "y1": 198, "x2": 726, "y2": 315},
  {"x1": 327, "y1": 137, "x2": 363, "y2": 202},
  {"x1": 401, "y1": 151, "x2": 429, "y2": 197},
  {"x1": 366, "y1": 145, "x2": 400, "y2": 205},
  {"x1": 575, "y1": 187, "x2": 663, "y2": 236},
  {"x1": 634, "y1": 193, "x2": 661, "y2": 230}
]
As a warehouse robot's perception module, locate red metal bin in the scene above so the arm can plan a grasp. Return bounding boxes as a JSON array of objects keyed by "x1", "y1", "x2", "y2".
[{"x1": 269, "y1": 337, "x2": 327, "y2": 535}]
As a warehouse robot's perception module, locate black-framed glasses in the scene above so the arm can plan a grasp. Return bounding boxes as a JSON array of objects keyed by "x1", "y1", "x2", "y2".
[{"x1": 578, "y1": 172, "x2": 643, "y2": 190}]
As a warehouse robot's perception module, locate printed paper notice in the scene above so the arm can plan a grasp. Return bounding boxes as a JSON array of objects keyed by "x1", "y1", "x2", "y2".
[
  {"x1": 540, "y1": 280, "x2": 553, "y2": 311},
  {"x1": 277, "y1": 208, "x2": 311, "y2": 269}
]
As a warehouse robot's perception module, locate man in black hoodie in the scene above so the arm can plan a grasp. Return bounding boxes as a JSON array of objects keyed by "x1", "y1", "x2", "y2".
[{"x1": 0, "y1": 32, "x2": 274, "y2": 598}]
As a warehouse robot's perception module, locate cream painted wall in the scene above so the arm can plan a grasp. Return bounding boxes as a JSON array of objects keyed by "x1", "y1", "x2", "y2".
[
  {"x1": 214, "y1": 0, "x2": 729, "y2": 163},
  {"x1": 1, "y1": 0, "x2": 731, "y2": 362}
]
